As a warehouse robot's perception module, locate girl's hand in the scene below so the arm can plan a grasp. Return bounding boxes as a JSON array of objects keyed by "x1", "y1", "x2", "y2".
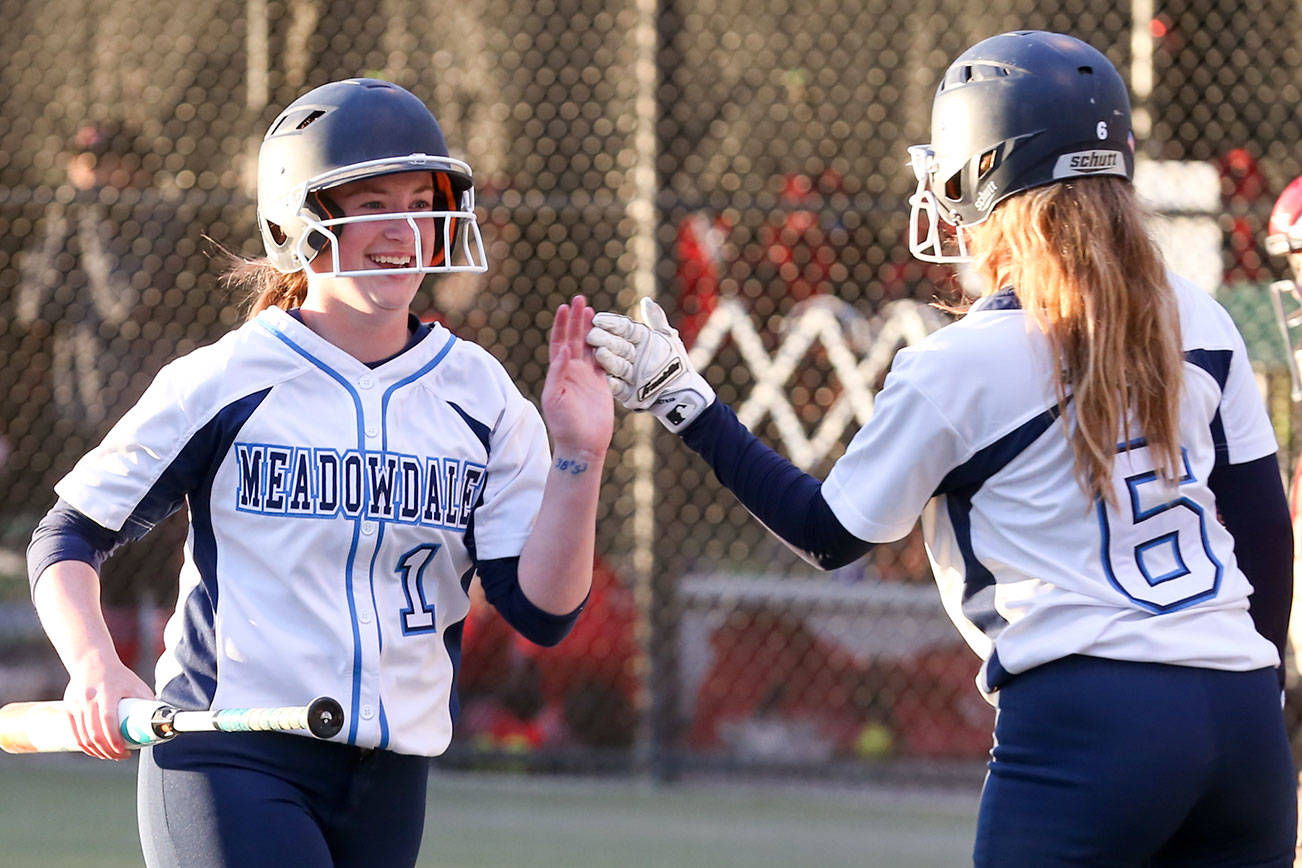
[
  {"x1": 62, "y1": 649, "x2": 154, "y2": 760},
  {"x1": 542, "y1": 295, "x2": 614, "y2": 458}
]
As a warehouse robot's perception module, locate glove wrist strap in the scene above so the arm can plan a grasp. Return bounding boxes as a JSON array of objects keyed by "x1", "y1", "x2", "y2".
[{"x1": 652, "y1": 389, "x2": 713, "y2": 433}]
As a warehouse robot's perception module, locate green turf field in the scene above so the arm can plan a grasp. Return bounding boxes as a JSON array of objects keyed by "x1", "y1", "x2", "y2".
[{"x1": 0, "y1": 754, "x2": 979, "y2": 867}]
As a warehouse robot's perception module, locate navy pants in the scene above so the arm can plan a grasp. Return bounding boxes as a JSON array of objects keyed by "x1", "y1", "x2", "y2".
[
  {"x1": 975, "y1": 656, "x2": 1296, "y2": 867},
  {"x1": 138, "y1": 731, "x2": 430, "y2": 867}
]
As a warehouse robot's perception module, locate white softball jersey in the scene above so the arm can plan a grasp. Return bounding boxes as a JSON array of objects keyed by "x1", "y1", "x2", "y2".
[
  {"x1": 822, "y1": 275, "x2": 1281, "y2": 695},
  {"x1": 53, "y1": 306, "x2": 550, "y2": 756}
]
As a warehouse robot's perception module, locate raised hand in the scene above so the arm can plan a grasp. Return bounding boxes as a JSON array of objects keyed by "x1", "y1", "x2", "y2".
[
  {"x1": 586, "y1": 298, "x2": 716, "y2": 432},
  {"x1": 542, "y1": 295, "x2": 614, "y2": 457}
]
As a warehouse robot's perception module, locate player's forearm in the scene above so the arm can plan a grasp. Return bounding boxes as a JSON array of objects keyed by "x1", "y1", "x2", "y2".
[
  {"x1": 31, "y1": 561, "x2": 124, "y2": 677},
  {"x1": 680, "y1": 401, "x2": 873, "y2": 568},
  {"x1": 517, "y1": 446, "x2": 606, "y2": 614}
]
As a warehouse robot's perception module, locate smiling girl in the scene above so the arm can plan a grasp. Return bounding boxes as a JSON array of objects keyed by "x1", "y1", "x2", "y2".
[{"x1": 27, "y1": 78, "x2": 613, "y2": 867}]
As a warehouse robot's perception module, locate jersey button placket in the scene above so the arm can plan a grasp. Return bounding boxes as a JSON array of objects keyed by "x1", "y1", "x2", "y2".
[{"x1": 356, "y1": 374, "x2": 385, "y2": 747}]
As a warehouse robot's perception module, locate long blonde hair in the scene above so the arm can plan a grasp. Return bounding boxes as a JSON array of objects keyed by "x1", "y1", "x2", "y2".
[
  {"x1": 966, "y1": 177, "x2": 1182, "y2": 503},
  {"x1": 222, "y1": 255, "x2": 309, "y2": 320}
]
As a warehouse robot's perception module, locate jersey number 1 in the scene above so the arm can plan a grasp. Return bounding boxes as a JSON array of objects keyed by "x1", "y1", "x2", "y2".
[{"x1": 396, "y1": 544, "x2": 441, "y2": 634}]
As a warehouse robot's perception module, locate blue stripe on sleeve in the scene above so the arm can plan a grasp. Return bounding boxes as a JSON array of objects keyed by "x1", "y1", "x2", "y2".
[{"x1": 679, "y1": 400, "x2": 871, "y2": 569}]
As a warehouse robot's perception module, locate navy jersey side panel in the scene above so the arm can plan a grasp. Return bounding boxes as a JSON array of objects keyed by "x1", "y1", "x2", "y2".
[{"x1": 158, "y1": 390, "x2": 273, "y2": 709}]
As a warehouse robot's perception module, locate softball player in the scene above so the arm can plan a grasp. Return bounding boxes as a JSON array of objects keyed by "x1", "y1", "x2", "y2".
[
  {"x1": 589, "y1": 31, "x2": 1296, "y2": 865},
  {"x1": 1264, "y1": 172, "x2": 1302, "y2": 863},
  {"x1": 27, "y1": 78, "x2": 612, "y2": 867}
]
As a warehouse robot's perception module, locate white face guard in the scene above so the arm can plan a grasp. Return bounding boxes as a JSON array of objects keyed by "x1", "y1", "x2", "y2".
[
  {"x1": 906, "y1": 144, "x2": 973, "y2": 264},
  {"x1": 1266, "y1": 227, "x2": 1302, "y2": 258},
  {"x1": 285, "y1": 155, "x2": 489, "y2": 278},
  {"x1": 1269, "y1": 277, "x2": 1302, "y2": 400}
]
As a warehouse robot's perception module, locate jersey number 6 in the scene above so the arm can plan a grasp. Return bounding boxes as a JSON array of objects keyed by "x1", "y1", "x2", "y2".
[{"x1": 1097, "y1": 443, "x2": 1223, "y2": 613}]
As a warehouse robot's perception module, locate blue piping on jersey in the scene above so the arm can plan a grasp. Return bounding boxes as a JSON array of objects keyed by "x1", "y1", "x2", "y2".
[
  {"x1": 364, "y1": 515, "x2": 418, "y2": 749},
  {"x1": 934, "y1": 405, "x2": 1062, "y2": 640},
  {"x1": 258, "y1": 320, "x2": 370, "y2": 744},
  {"x1": 380, "y1": 333, "x2": 458, "y2": 452},
  {"x1": 370, "y1": 331, "x2": 457, "y2": 749},
  {"x1": 370, "y1": 519, "x2": 391, "y2": 750}
]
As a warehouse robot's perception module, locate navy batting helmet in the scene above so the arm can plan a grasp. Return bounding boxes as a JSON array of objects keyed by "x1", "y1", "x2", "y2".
[
  {"x1": 908, "y1": 31, "x2": 1134, "y2": 262},
  {"x1": 257, "y1": 78, "x2": 486, "y2": 276}
]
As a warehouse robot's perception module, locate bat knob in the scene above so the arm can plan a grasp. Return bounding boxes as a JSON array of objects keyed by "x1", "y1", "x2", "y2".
[{"x1": 306, "y1": 696, "x2": 345, "y2": 739}]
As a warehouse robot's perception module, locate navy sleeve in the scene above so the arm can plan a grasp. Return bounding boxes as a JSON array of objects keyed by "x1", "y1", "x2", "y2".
[
  {"x1": 26, "y1": 389, "x2": 272, "y2": 598},
  {"x1": 477, "y1": 556, "x2": 587, "y2": 647},
  {"x1": 680, "y1": 400, "x2": 872, "y2": 569},
  {"x1": 27, "y1": 498, "x2": 145, "y2": 592},
  {"x1": 1207, "y1": 452, "x2": 1292, "y2": 685}
]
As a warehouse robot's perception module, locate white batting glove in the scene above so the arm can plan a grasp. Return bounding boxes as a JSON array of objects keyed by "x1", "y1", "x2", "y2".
[{"x1": 587, "y1": 298, "x2": 716, "y2": 433}]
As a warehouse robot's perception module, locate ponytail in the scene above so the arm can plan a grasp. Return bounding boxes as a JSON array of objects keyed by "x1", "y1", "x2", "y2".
[
  {"x1": 966, "y1": 176, "x2": 1182, "y2": 505},
  {"x1": 221, "y1": 255, "x2": 309, "y2": 321}
]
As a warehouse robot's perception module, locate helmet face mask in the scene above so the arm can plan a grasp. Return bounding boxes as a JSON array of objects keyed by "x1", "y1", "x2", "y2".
[
  {"x1": 907, "y1": 31, "x2": 1135, "y2": 264},
  {"x1": 258, "y1": 79, "x2": 488, "y2": 277},
  {"x1": 289, "y1": 157, "x2": 486, "y2": 279},
  {"x1": 907, "y1": 144, "x2": 972, "y2": 263},
  {"x1": 1265, "y1": 230, "x2": 1302, "y2": 258}
]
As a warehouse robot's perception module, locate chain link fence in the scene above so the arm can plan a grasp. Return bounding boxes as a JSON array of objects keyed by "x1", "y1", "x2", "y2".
[{"x1": 1, "y1": 0, "x2": 1300, "y2": 785}]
